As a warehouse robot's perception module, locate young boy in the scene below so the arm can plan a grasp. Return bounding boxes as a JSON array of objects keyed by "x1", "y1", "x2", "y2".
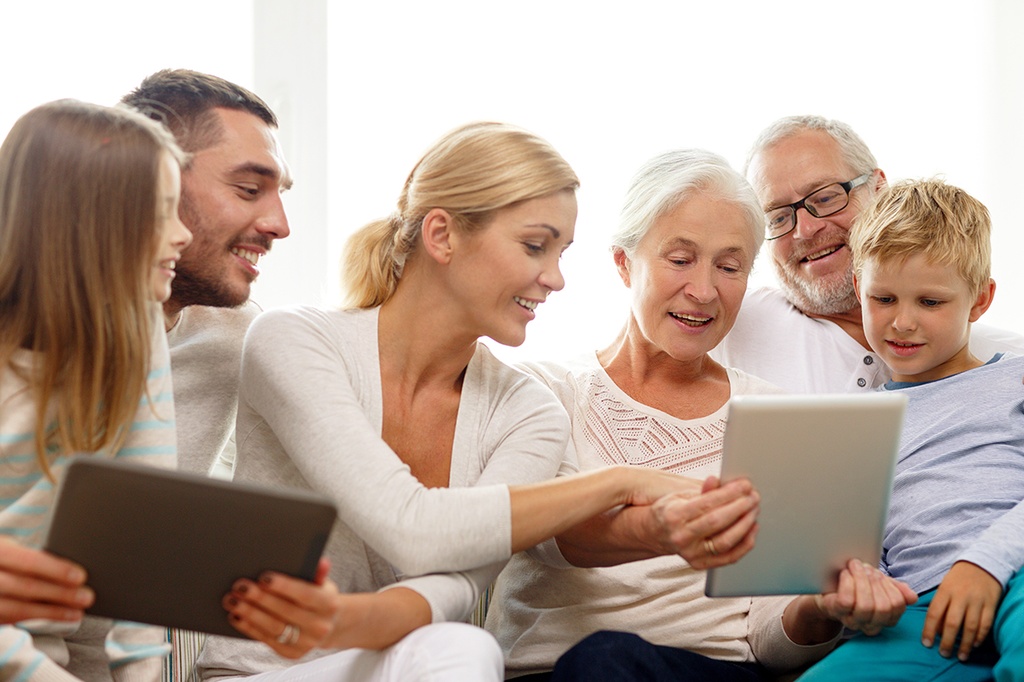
[{"x1": 799, "y1": 179, "x2": 1024, "y2": 682}]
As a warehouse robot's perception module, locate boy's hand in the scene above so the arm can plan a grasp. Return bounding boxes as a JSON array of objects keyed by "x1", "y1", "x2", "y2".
[{"x1": 921, "y1": 561, "x2": 1002, "y2": 661}]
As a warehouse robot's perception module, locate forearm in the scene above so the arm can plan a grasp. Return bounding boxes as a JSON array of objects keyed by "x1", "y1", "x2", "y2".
[
  {"x1": 557, "y1": 505, "x2": 665, "y2": 568},
  {"x1": 327, "y1": 588, "x2": 431, "y2": 651},
  {"x1": 781, "y1": 596, "x2": 842, "y2": 645},
  {"x1": 509, "y1": 467, "x2": 656, "y2": 554}
]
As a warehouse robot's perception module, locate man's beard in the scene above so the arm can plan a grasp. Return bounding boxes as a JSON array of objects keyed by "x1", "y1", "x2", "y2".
[
  {"x1": 772, "y1": 257, "x2": 859, "y2": 317},
  {"x1": 168, "y1": 198, "x2": 251, "y2": 310}
]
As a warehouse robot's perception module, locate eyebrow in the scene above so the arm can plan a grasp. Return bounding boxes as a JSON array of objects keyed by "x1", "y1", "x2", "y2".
[
  {"x1": 527, "y1": 223, "x2": 562, "y2": 239},
  {"x1": 663, "y1": 237, "x2": 748, "y2": 257},
  {"x1": 229, "y1": 162, "x2": 294, "y2": 192}
]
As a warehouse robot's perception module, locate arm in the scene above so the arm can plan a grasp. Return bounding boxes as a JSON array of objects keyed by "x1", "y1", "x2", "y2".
[
  {"x1": 0, "y1": 625, "x2": 80, "y2": 681},
  {"x1": 555, "y1": 475, "x2": 760, "y2": 568},
  {"x1": 921, "y1": 561, "x2": 1002, "y2": 662},
  {"x1": 241, "y1": 310, "x2": 706, "y2": 575},
  {"x1": 0, "y1": 539, "x2": 92, "y2": 624}
]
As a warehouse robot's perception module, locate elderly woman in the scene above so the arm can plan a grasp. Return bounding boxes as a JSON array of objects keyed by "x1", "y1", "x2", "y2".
[{"x1": 485, "y1": 150, "x2": 916, "y2": 681}]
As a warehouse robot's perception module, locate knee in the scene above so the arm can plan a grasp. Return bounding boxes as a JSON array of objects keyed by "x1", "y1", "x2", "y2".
[{"x1": 409, "y1": 623, "x2": 503, "y2": 680}]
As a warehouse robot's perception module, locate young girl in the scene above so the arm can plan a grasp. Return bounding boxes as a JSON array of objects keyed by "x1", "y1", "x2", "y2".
[
  {"x1": 197, "y1": 123, "x2": 760, "y2": 682},
  {"x1": 0, "y1": 99, "x2": 192, "y2": 680}
]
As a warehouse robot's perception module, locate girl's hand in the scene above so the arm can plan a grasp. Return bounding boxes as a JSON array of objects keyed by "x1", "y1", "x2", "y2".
[
  {"x1": 224, "y1": 558, "x2": 341, "y2": 659},
  {"x1": 0, "y1": 538, "x2": 93, "y2": 623}
]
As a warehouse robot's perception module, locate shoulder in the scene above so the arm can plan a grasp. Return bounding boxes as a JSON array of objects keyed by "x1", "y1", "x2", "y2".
[
  {"x1": 725, "y1": 366, "x2": 787, "y2": 396},
  {"x1": 515, "y1": 354, "x2": 600, "y2": 410},
  {"x1": 247, "y1": 305, "x2": 374, "y2": 346},
  {"x1": 472, "y1": 345, "x2": 567, "y2": 412}
]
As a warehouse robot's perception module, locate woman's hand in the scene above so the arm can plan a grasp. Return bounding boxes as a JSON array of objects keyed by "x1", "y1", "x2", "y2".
[
  {"x1": 649, "y1": 476, "x2": 760, "y2": 569},
  {"x1": 224, "y1": 558, "x2": 341, "y2": 659},
  {"x1": 0, "y1": 538, "x2": 93, "y2": 623},
  {"x1": 921, "y1": 561, "x2": 1001, "y2": 661}
]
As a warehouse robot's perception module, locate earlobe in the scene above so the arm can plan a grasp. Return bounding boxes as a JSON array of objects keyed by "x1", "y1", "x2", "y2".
[
  {"x1": 968, "y1": 278, "x2": 996, "y2": 323},
  {"x1": 613, "y1": 248, "x2": 632, "y2": 287},
  {"x1": 421, "y1": 208, "x2": 454, "y2": 264}
]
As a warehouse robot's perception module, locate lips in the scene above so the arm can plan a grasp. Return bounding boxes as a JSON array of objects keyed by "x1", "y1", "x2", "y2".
[
  {"x1": 801, "y1": 244, "x2": 843, "y2": 263},
  {"x1": 514, "y1": 296, "x2": 539, "y2": 312},
  {"x1": 669, "y1": 311, "x2": 712, "y2": 327}
]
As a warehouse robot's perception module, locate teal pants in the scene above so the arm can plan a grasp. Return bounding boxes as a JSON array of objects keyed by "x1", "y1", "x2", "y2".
[{"x1": 799, "y1": 570, "x2": 1024, "y2": 682}]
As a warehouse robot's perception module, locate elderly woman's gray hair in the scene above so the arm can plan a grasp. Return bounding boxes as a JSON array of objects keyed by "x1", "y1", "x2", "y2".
[{"x1": 610, "y1": 149, "x2": 764, "y2": 256}]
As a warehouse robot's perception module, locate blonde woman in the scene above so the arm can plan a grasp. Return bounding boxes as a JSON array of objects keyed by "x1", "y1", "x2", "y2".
[
  {"x1": 0, "y1": 100, "x2": 192, "y2": 679},
  {"x1": 198, "y1": 123, "x2": 761, "y2": 682}
]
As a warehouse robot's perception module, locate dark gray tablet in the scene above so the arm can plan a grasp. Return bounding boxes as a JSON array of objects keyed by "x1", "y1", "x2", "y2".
[
  {"x1": 704, "y1": 392, "x2": 907, "y2": 598},
  {"x1": 44, "y1": 457, "x2": 336, "y2": 637}
]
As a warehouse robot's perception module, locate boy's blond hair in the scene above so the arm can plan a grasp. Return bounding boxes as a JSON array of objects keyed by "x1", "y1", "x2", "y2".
[{"x1": 850, "y1": 178, "x2": 991, "y2": 294}]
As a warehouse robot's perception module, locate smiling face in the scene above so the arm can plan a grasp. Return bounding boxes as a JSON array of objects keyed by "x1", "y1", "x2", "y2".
[
  {"x1": 857, "y1": 253, "x2": 991, "y2": 383},
  {"x1": 616, "y1": 194, "x2": 757, "y2": 361},
  {"x1": 748, "y1": 129, "x2": 877, "y2": 316},
  {"x1": 169, "y1": 107, "x2": 292, "y2": 314},
  {"x1": 448, "y1": 190, "x2": 578, "y2": 347},
  {"x1": 151, "y1": 152, "x2": 193, "y2": 302}
]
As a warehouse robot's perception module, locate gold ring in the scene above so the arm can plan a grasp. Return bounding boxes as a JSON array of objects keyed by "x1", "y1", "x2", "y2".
[
  {"x1": 704, "y1": 537, "x2": 719, "y2": 556},
  {"x1": 276, "y1": 623, "x2": 300, "y2": 645}
]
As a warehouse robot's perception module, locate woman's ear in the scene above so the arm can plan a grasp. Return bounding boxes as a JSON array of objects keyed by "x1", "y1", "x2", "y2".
[
  {"x1": 421, "y1": 208, "x2": 455, "y2": 264},
  {"x1": 969, "y1": 278, "x2": 996, "y2": 323},
  {"x1": 613, "y1": 247, "x2": 632, "y2": 287}
]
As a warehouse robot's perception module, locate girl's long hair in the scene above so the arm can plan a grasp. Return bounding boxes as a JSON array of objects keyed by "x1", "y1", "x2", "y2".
[{"x1": 0, "y1": 100, "x2": 185, "y2": 477}]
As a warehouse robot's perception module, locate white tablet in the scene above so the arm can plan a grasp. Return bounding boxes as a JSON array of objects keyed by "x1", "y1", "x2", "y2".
[
  {"x1": 44, "y1": 457, "x2": 337, "y2": 637},
  {"x1": 704, "y1": 392, "x2": 907, "y2": 597}
]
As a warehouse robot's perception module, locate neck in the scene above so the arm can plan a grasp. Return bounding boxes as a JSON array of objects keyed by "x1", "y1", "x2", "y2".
[
  {"x1": 805, "y1": 303, "x2": 870, "y2": 350},
  {"x1": 598, "y1": 317, "x2": 727, "y2": 390},
  {"x1": 163, "y1": 299, "x2": 184, "y2": 332},
  {"x1": 377, "y1": 273, "x2": 478, "y2": 392}
]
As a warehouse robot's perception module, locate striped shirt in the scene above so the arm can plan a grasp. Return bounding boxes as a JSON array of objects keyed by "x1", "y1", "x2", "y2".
[{"x1": 0, "y1": 318, "x2": 175, "y2": 681}]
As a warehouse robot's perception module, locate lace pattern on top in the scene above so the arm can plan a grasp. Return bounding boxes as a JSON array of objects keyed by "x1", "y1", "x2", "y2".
[{"x1": 578, "y1": 369, "x2": 726, "y2": 475}]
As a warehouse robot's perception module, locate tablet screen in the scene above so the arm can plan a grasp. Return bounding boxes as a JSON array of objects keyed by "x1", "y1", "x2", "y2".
[
  {"x1": 44, "y1": 458, "x2": 337, "y2": 637},
  {"x1": 704, "y1": 392, "x2": 906, "y2": 597}
]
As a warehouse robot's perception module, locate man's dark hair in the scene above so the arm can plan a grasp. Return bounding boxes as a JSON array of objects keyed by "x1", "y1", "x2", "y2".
[{"x1": 121, "y1": 69, "x2": 277, "y2": 153}]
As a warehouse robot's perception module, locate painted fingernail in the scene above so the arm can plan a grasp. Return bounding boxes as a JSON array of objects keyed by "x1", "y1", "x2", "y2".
[
  {"x1": 259, "y1": 573, "x2": 273, "y2": 585},
  {"x1": 225, "y1": 596, "x2": 238, "y2": 608},
  {"x1": 229, "y1": 613, "x2": 242, "y2": 623},
  {"x1": 233, "y1": 581, "x2": 248, "y2": 594}
]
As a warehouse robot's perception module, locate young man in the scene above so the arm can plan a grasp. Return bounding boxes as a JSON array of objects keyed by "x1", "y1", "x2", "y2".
[
  {"x1": 122, "y1": 69, "x2": 293, "y2": 476},
  {"x1": 711, "y1": 115, "x2": 1024, "y2": 393},
  {"x1": 799, "y1": 179, "x2": 1024, "y2": 682}
]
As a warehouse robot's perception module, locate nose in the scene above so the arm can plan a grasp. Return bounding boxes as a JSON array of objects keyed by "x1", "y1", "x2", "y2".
[
  {"x1": 684, "y1": 262, "x2": 716, "y2": 304},
  {"x1": 892, "y1": 304, "x2": 917, "y2": 332},
  {"x1": 792, "y1": 207, "x2": 828, "y2": 240},
  {"x1": 255, "y1": 193, "x2": 291, "y2": 240},
  {"x1": 539, "y1": 256, "x2": 565, "y2": 293},
  {"x1": 175, "y1": 217, "x2": 193, "y2": 250}
]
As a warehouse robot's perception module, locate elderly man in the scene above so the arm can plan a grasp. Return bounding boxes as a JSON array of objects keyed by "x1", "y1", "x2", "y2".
[{"x1": 711, "y1": 115, "x2": 1024, "y2": 393}]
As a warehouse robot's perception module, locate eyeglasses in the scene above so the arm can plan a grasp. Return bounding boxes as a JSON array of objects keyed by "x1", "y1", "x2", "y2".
[{"x1": 764, "y1": 172, "x2": 873, "y2": 240}]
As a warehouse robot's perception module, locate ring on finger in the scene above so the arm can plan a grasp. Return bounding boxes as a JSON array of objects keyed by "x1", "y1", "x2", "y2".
[
  {"x1": 276, "y1": 623, "x2": 300, "y2": 646},
  {"x1": 704, "y1": 537, "x2": 719, "y2": 556}
]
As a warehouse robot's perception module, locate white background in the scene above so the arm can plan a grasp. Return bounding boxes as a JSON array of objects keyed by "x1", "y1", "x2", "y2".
[{"x1": 3, "y1": 1, "x2": 1021, "y2": 363}]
